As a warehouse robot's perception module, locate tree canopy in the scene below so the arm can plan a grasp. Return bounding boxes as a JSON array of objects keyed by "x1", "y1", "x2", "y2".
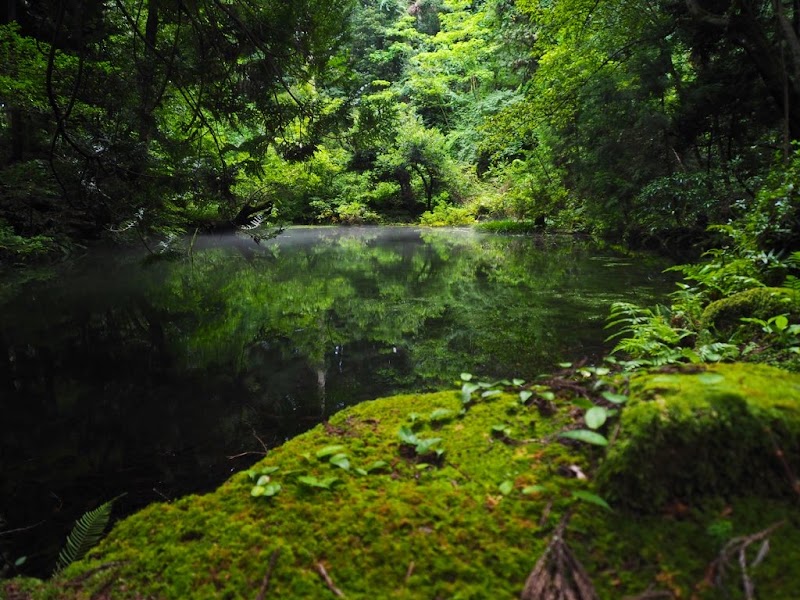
[{"x1": 2, "y1": 0, "x2": 799, "y2": 255}]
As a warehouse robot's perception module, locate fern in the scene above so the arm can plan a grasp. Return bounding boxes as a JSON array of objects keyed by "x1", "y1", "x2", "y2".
[{"x1": 53, "y1": 495, "x2": 123, "y2": 575}]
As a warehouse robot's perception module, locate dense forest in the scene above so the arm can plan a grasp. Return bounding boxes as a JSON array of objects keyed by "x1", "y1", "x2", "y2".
[{"x1": 2, "y1": 0, "x2": 799, "y2": 257}]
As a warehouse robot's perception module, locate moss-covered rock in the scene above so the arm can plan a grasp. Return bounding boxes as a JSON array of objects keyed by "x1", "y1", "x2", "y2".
[
  {"x1": 599, "y1": 363, "x2": 800, "y2": 512},
  {"x1": 4, "y1": 371, "x2": 800, "y2": 599},
  {"x1": 701, "y1": 287, "x2": 800, "y2": 336}
]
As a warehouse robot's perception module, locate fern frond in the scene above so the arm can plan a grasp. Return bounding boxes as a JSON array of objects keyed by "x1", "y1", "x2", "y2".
[{"x1": 53, "y1": 495, "x2": 124, "y2": 575}]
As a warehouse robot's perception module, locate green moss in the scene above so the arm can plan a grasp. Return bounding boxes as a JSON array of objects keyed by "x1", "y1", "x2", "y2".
[
  {"x1": 5, "y1": 372, "x2": 800, "y2": 599},
  {"x1": 701, "y1": 287, "x2": 800, "y2": 335},
  {"x1": 599, "y1": 363, "x2": 800, "y2": 512}
]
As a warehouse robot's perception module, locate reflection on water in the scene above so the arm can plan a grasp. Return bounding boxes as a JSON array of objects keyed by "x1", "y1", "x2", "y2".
[{"x1": 0, "y1": 227, "x2": 672, "y2": 576}]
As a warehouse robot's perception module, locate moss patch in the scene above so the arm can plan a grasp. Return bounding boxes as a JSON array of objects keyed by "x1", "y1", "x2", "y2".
[
  {"x1": 5, "y1": 367, "x2": 800, "y2": 599},
  {"x1": 599, "y1": 363, "x2": 800, "y2": 511},
  {"x1": 701, "y1": 287, "x2": 800, "y2": 336}
]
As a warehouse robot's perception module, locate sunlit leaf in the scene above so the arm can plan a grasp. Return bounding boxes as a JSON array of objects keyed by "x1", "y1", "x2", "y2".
[
  {"x1": 559, "y1": 429, "x2": 608, "y2": 446},
  {"x1": 481, "y1": 389, "x2": 501, "y2": 398},
  {"x1": 513, "y1": 378, "x2": 525, "y2": 386},
  {"x1": 366, "y1": 460, "x2": 389, "y2": 472},
  {"x1": 558, "y1": 362, "x2": 573, "y2": 368},
  {"x1": 519, "y1": 390, "x2": 533, "y2": 403},
  {"x1": 256, "y1": 475, "x2": 271, "y2": 486},
  {"x1": 522, "y1": 485, "x2": 545, "y2": 495},
  {"x1": 460, "y1": 372, "x2": 473, "y2": 381},
  {"x1": 499, "y1": 480, "x2": 514, "y2": 495},
  {"x1": 584, "y1": 406, "x2": 607, "y2": 430}
]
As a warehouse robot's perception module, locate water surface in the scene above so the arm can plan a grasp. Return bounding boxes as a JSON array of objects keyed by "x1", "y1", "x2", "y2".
[{"x1": 0, "y1": 227, "x2": 672, "y2": 576}]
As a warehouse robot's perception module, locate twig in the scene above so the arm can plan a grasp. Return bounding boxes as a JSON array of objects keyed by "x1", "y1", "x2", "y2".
[
  {"x1": 711, "y1": 521, "x2": 785, "y2": 600},
  {"x1": 763, "y1": 427, "x2": 800, "y2": 500},
  {"x1": 404, "y1": 561, "x2": 415, "y2": 584},
  {"x1": 227, "y1": 429, "x2": 270, "y2": 460},
  {"x1": 0, "y1": 520, "x2": 45, "y2": 537},
  {"x1": 255, "y1": 549, "x2": 281, "y2": 600},
  {"x1": 316, "y1": 562, "x2": 345, "y2": 597}
]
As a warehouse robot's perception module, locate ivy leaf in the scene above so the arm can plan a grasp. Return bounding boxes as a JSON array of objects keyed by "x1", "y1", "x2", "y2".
[
  {"x1": 519, "y1": 390, "x2": 533, "y2": 403},
  {"x1": 584, "y1": 406, "x2": 607, "y2": 430},
  {"x1": 460, "y1": 372, "x2": 473, "y2": 381},
  {"x1": 512, "y1": 378, "x2": 525, "y2": 386},
  {"x1": 572, "y1": 490, "x2": 612, "y2": 511},
  {"x1": 559, "y1": 429, "x2": 609, "y2": 446}
]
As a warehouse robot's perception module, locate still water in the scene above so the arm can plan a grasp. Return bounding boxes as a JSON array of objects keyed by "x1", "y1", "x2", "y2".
[{"x1": 0, "y1": 227, "x2": 672, "y2": 576}]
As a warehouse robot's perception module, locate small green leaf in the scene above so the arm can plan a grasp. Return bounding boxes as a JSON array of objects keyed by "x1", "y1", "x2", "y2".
[
  {"x1": 298, "y1": 476, "x2": 339, "y2": 489},
  {"x1": 540, "y1": 391, "x2": 556, "y2": 401},
  {"x1": 584, "y1": 406, "x2": 608, "y2": 430},
  {"x1": 460, "y1": 372, "x2": 473, "y2": 381},
  {"x1": 774, "y1": 315, "x2": 789, "y2": 330},
  {"x1": 329, "y1": 453, "x2": 351, "y2": 471},
  {"x1": 522, "y1": 485, "x2": 546, "y2": 495},
  {"x1": 408, "y1": 412, "x2": 421, "y2": 423},
  {"x1": 366, "y1": 460, "x2": 389, "y2": 472},
  {"x1": 415, "y1": 437, "x2": 442, "y2": 454},
  {"x1": 572, "y1": 490, "x2": 612, "y2": 511},
  {"x1": 315, "y1": 445, "x2": 345, "y2": 459},
  {"x1": 261, "y1": 482, "x2": 281, "y2": 497},
  {"x1": 256, "y1": 475, "x2": 271, "y2": 486},
  {"x1": 355, "y1": 468, "x2": 368, "y2": 476},
  {"x1": 519, "y1": 390, "x2": 533, "y2": 403},
  {"x1": 481, "y1": 389, "x2": 501, "y2": 399},
  {"x1": 14, "y1": 556, "x2": 27, "y2": 567},
  {"x1": 398, "y1": 426, "x2": 418, "y2": 445},
  {"x1": 558, "y1": 362, "x2": 573, "y2": 368},
  {"x1": 601, "y1": 391, "x2": 628, "y2": 404},
  {"x1": 513, "y1": 378, "x2": 525, "y2": 386},
  {"x1": 559, "y1": 429, "x2": 609, "y2": 446},
  {"x1": 251, "y1": 485, "x2": 266, "y2": 497},
  {"x1": 572, "y1": 397, "x2": 594, "y2": 410},
  {"x1": 416, "y1": 463, "x2": 430, "y2": 470},
  {"x1": 429, "y1": 408, "x2": 454, "y2": 422},
  {"x1": 594, "y1": 367, "x2": 610, "y2": 376},
  {"x1": 499, "y1": 480, "x2": 514, "y2": 495}
]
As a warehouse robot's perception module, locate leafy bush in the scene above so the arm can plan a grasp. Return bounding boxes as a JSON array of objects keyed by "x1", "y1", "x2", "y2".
[{"x1": 419, "y1": 202, "x2": 475, "y2": 226}]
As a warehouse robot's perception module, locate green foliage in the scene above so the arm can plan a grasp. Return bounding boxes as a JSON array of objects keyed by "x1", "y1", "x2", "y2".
[
  {"x1": 54, "y1": 496, "x2": 122, "y2": 575},
  {"x1": 419, "y1": 202, "x2": 474, "y2": 226}
]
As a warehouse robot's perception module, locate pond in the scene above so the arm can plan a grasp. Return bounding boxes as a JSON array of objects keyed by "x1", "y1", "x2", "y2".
[{"x1": 0, "y1": 226, "x2": 673, "y2": 577}]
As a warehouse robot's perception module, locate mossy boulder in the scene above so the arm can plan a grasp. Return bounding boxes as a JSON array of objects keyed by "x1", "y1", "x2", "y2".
[
  {"x1": 5, "y1": 374, "x2": 800, "y2": 599},
  {"x1": 701, "y1": 287, "x2": 800, "y2": 336},
  {"x1": 599, "y1": 363, "x2": 800, "y2": 512}
]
